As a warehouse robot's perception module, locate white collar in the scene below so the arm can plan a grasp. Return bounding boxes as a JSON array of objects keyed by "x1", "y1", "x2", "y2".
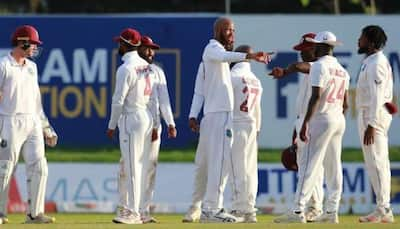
[
  {"x1": 364, "y1": 50, "x2": 383, "y2": 62},
  {"x1": 8, "y1": 53, "x2": 27, "y2": 66},
  {"x1": 122, "y1": 51, "x2": 140, "y2": 62},
  {"x1": 318, "y1": 55, "x2": 336, "y2": 62},
  {"x1": 210, "y1": 39, "x2": 224, "y2": 47}
]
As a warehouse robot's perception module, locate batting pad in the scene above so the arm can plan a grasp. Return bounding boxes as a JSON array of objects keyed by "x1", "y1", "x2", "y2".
[
  {"x1": 0, "y1": 160, "x2": 13, "y2": 214},
  {"x1": 26, "y1": 158, "x2": 48, "y2": 217}
]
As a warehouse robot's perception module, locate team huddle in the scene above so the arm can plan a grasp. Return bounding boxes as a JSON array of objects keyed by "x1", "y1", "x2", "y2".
[{"x1": 0, "y1": 16, "x2": 396, "y2": 225}]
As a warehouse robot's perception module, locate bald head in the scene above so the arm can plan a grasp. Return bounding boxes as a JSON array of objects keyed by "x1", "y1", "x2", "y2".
[
  {"x1": 214, "y1": 17, "x2": 232, "y2": 36},
  {"x1": 213, "y1": 17, "x2": 235, "y2": 51}
]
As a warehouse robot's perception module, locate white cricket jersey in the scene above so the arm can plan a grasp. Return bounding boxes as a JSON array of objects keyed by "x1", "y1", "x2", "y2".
[
  {"x1": 108, "y1": 51, "x2": 152, "y2": 129},
  {"x1": 189, "y1": 62, "x2": 205, "y2": 119},
  {"x1": 150, "y1": 63, "x2": 175, "y2": 127},
  {"x1": 310, "y1": 55, "x2": 350, "y2": 116},
  {"x1": 0, "y1": 53, "x2": 42, "y2": 116},
  {"x1": 202, "y1": 39, "x2": 247, "y2": 114},
  {"x1": 231, "y1": 62, "x2": 263, "y2": 131},
  {"x1": 356, "y1": 51, "x2": 393, "y2": 128},
  {"x1": 295, "y1": 62, "x2": 314, "y2": 117}
]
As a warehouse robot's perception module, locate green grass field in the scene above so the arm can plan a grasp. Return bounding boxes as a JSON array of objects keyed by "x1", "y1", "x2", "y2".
[
  {"x1": 1, "y1": 214, "x2": 399, "y2": 228},
  {"x1": 43, "y1": 146, "x2": 400, "y2": 163}
]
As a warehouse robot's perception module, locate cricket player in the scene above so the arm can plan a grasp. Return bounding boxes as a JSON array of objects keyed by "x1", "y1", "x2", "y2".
[
  {"x1": 274, "y1": 31, "x2": 349, "y2": 224},
  {"x1": 356, "y1": 25, "x2": 394, "y2": 223},
  {"x1": 138, "y1": 35, "x2": 178, "y2": 223},
  {"x1": 0, "y1": 25, "x2": 56, "y2": 224},
  {"x1": 269, "y1": 33, "x2": 324, "y2": 222},
  {"x1": 107, "y1": 28, "x2": 154, "y2": 224},
  {"x1": 197, "y1": 17, "x2": 270, "y2": 223},
  {"x1": 229, "y1": 45, "x2": 263, "y2": 223}
]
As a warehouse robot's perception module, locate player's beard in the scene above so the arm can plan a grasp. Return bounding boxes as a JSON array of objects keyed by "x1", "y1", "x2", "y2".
[
  {"x1": 118, "y1": 46, "x2": 125, "y2": 56},
  {"x1": 145, "y1": 57, "x2": 153, "y2": 64},
  {"x1": 217, "y1": 33, "x2": 234, "y2": 51},
  {"x1": 357, "y1": 46, "x2": 368, "y2": 54},
  {"x1": 225, "y1": 43, "x2": 234, "y2": 51}
]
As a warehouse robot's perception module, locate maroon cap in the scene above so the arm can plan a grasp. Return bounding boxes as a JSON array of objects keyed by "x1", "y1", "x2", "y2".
[
  {"x1": 141, "y1": 36, "x2": 160, "y2": 49},
  {"x1": 293, "y1": 33, "x2": 316, "y2": 51},
  {"x1": 11, "y1": 25, "x2": 42, "y2": 45},
  {"x1": 113, "y1": 28, "x2": 141, "y2": 47}
]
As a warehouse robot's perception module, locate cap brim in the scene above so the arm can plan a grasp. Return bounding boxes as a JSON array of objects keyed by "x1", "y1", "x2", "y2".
[
  {"x1": 305, "y1": 37, "x2": 342, "y2": 46},
  {"x1": 31, "y1": 40, "x2": 42, "y2": 45},
  {"x1": 147, "y1": 43, "x2": 160, "y2": 49},
  {"x1": 293, "y1": 43, "x2": 313, "y2": 51}
]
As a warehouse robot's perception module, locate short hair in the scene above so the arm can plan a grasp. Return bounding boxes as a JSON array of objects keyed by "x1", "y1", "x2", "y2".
[
  {"x1": 234, "y1": 45, "x2": 251, "y2": 54},
  {"x1": 362, "y1": 25, "x2": 387, "y2": 49}
]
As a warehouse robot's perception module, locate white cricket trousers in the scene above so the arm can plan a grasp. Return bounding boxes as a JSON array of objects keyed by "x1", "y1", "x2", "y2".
[
  {"x1": 357, "y1": 108, "x2": 392, "y2": 210},
  {"x1": 230, "y1": 121, "x2": 258, "y2": 213},
  {"x1": 0, "y1": 114, "x2": 47, "y2": 217},
  {"x1": 189, "y1": 119, "x2": 208, "y2": 209},
  {"x1": 295, "y1": 117, "x2": 324, "y2": 211},
  {"x1": 117, "y1": 110, "x2": 152, "y2": 215},
  {"x1": 118, "y1": 127, "x2": 161, "y2": 214},
  {"x1": 294, "y1": 114, "x2": 345, "y2": 213},
  {"x1": 140, "y1": 126, "x2": 161, "y2": 214},
  {"x1": 201, "y1": 112, "x2": 233, "y2": 211}
]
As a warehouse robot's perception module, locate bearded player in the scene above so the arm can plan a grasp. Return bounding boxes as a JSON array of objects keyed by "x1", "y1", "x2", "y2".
[{"x1": 356, "y1": 25, "x2": 395, "y2": 223}]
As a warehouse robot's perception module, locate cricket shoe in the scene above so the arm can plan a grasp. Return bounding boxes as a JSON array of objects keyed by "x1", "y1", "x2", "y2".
[
  {"x1": 230, "y1": 210, "x2": 257, "y2": 223},
  {"x1": 182, "y1": 205, "x2": 201, "y2": 223},
  {"x1": 141, "y1": 212, "x2": 158, "y2": 223},
  {"x1": 359, "y1": 207, "x2": 394, "y2": 223},
  {"x1": 199, "y1": 209, "x2": 240, "y2": 223},
  {"x1": 0, "y1": 212, "x2": 9, "y2": 224},
  {"x1": 273, "y1": 211, "x2": 306, "y2": 223},
  {"x1": 305, "y1": 207, "x2": 323, "y2": 222},
  {"x1": 314, "y1": 211, "x2": 339, "y2": 223},
  {"x1": 25, "y1": 213, "x2": 55, "y2": 224},
  {"x1": 112, "y1": 206, "x2": 142, "y2": 224}
]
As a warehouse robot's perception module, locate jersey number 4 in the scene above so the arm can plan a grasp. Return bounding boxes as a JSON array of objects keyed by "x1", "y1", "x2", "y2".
[
  {"x1": 327, "y1": 79, "x2": 345, "y2": 103},
  {"x1": 144, "y1": 76, "x2": 152, "y2": 96},
  {"x1": 240, "y1": 86, "x2": 259, "y2": 112}
]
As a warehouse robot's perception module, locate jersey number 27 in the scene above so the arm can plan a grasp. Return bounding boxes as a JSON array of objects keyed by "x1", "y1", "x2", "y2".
[{"x1": 240, "y1": 86, "x2": 259, "y2": 112}]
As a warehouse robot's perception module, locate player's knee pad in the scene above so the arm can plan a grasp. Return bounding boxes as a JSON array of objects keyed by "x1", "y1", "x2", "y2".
[
  {"x1": 0, "y1": 160, "x2": 13, "y2": 190},
  {"x1": 0, "y1": 160, "x2": 14, "y2": 214}
]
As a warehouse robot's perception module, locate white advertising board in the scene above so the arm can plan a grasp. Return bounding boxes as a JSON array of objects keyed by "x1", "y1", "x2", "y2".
[
  {"x1": 231, "y1": 15, "x2": 400, "y2": 148},
  {"x1": 11, "y1": 162, "x2": 400, "y2": 214}
]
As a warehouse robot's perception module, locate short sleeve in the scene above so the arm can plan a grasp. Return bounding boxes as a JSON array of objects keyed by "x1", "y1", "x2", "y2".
[{"x1": 310, "y1": 63, "x2": 325, "y2": 88}]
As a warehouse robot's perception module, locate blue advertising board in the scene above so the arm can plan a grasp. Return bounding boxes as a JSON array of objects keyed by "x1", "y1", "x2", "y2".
[{"x1": 0, "y1": 16, "x2": 217, "y2": 147}]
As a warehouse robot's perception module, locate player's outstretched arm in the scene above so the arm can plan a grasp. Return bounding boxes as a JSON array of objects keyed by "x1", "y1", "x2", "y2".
[
  {"x1": 268, "y1": 62, "x2": 311, "y2": 79},
  {"x1": 246, "y1": 52, "x2": 273, "y2": 64}
]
